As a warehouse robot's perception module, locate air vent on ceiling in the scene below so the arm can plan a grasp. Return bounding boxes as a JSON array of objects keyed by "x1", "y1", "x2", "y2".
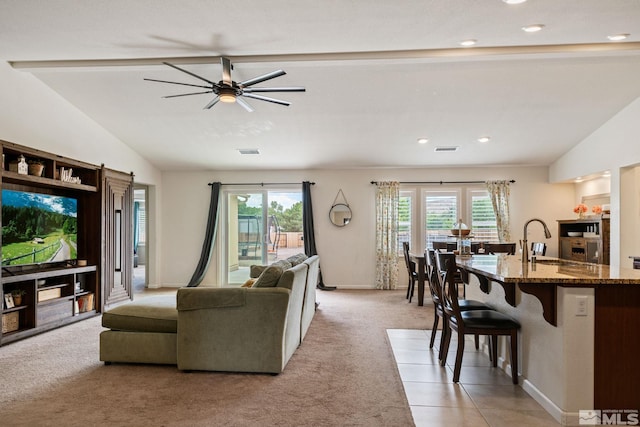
[
  {"x1": 434, "y1": 146, "x2": 459, "y2": 152},
  {"x1": 238, "y1": 149, "x2": 260, "y2": 155}
]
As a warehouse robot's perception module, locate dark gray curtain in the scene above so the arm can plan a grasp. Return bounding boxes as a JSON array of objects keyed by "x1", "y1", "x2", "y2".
[
  {"x1": 187, "y1": 182, "x2": 221, "y2": 287},
  {"x1": 302, "y1": 181, "x2": 336, "y2": 290}
]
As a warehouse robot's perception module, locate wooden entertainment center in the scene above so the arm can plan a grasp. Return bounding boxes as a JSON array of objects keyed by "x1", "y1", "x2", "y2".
[{"x1": 0, "y1": 140, "x2": 133, "y2": 345}]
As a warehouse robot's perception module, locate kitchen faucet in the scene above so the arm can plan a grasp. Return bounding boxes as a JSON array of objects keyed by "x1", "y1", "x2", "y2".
[{"x1": 521, "y1": 218, "x2": 552, "y2": 264}]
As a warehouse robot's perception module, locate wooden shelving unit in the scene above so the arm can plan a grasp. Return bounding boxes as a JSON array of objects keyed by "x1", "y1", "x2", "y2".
[
  {"x1": 0, "y1": 140, "x2": 103, "y2": 345},
  {"x1": 557, "y1": 216, "x2": 610, "y2": 265}
]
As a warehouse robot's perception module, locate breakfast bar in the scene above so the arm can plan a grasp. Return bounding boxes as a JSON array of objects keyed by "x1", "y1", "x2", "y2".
[{"x1": 455, "y1": 254, "x2": 640, "y2": 424}]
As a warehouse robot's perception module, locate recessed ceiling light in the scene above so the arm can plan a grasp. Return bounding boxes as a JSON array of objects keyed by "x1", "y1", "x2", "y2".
[
  {"x1": 503, "y1": 0, "x2": 527, "y2": 4},
  {"x1": 477, "y1": 136, "x2": 491, "y2": 143},
  {"x1": 417, "y1": 138, "x2": 429, "y2": 144},
  {"x1": 575, "y1": 177, "x2": 583, "y2": 183},
  {"x1": 522, "y1": 24, "x2": 545, "y2": 33},
  {"x1": 607, "y1": 33, "x2": 629, "y2": 41},
  {"x1": 459, "y1": 39, "x2": 477, "y2": 47},
  {"x1": 602, "y1": 171, "x2": 611, "y2": 177}
]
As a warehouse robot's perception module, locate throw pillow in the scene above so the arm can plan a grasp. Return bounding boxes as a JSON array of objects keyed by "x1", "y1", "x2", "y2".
[
  {"x1": 250, "y1": 265, "x2": 266, "y2": 278},
  {"x1": 287, "y1": 253, "x2": 309, "y2": 266},
  {"x1": 273, "y1": 259, "x2": 293, "y2": 270},
  {"x1": 250, "y1": 260, "x2": 292, "y2": 278},
  {"x1": 252, "y1": 265, "x2": 284, "y2": 288},
  {"x1": 286, "y1": 255, "x2": 300, "y2": 265},
  {"x1": 241, "y1": 278, "x2": 256, "y2": 288}
]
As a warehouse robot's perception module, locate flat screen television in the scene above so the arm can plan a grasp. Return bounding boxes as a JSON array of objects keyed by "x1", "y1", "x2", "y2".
[{"x1": 2, "y1": 189, "x2": 78, "y2": 267}]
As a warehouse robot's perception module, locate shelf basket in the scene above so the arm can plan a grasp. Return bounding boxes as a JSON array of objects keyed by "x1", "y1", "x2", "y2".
[{"x1": 2, "y1": 312, "x2": 19, "y2": 333}]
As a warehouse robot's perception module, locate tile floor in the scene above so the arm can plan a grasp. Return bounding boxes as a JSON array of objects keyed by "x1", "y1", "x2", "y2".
[{"x1": 388, "y1": 329, "x2": 562, "y2": 427}]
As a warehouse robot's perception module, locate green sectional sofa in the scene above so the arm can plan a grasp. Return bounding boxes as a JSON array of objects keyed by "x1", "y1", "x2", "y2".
[{"x1": 100, "y1": 255, "x2": 319, "y2": 374}]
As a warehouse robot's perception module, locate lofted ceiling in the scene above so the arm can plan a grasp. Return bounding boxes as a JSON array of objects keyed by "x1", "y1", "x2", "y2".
[{"x1": 2, "y1": 0, "x2": 640, "y2": 171}]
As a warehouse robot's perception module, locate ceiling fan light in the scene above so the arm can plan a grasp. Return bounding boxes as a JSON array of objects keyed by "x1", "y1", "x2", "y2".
[{"x1": 220, "y1": 93, "x2": 236, "y2": 103}]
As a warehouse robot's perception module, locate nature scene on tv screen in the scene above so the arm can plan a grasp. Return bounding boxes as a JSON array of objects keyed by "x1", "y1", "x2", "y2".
[{"x1": 2, "y1": 189, "x2": 77, "y2": 266}]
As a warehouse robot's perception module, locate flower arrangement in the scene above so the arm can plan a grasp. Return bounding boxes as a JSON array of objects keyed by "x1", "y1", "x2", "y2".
[
  {"x1": 573, "y1": 204, "x2": 588, "y2": 214},
  {"x1": 573, "y1": 204, "x2": 588, "y2": 218},
  {"x1": 592, "y1": 205, "x2": 603, "y2": 215}
]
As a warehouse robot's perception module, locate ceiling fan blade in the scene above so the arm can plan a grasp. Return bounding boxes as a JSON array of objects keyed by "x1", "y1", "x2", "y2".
[
  {"x1": 242, "y1": 93, "x2": 291, "y2": 106},
  {"x1": 236, "y1": 97, "x2": 255, "y2": 112},
  {"x1": 239, "y1": 70, "x2": 286, "y2": 87},
  {"x1": 242, "y1": 87, "x2": 306, "y2": 93},
  {"x1": 221, "y1": 57, "x2": 233, "y2": 86},
  {"x1": 163, "y1": 62, "x2": 217, "y2": 86},
  {"x1": 144, "y1": 78, "x2": 211, "y2": 89},
  {"x1": 162, "y1": 91, "x2": 213, "y2": 99},
  {"x1": 203, "y1": 96, "x2": 221, "y2": 109}
]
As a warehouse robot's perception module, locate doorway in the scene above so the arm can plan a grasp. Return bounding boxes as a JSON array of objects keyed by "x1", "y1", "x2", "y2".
[
  {"x1": 225, "y1": 189, "x2": 303, "y2": 286},
  {"x1": 133, "y1": 186, "x2": 148, "y2": 292}
]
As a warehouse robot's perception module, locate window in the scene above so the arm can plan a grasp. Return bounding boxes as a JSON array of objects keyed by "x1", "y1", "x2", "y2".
[
  {"x1": 397, "y1": 185, "x2": 499, "y2": 253},
  {"x1": 424, "y1": 191, "x2": 459, "y2": 249},
  {"x1": 224, "y1": 189, "x2": 302, "y2": 285},
  {"x1": 397, "y1": 192, "x2": 412, "y2": 254},
  {"x1": 470, "y1": 190, "x2": 498, "y2": 242}
]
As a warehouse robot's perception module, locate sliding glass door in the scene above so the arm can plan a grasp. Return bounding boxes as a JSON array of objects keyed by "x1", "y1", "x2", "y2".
[{"x1": 225, "y1": 189, "x2": 302, "y2": 286}]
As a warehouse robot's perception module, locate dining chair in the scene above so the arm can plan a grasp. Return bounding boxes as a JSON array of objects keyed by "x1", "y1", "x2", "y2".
[
  {"x1": 427, "y1": 249, "x2": 495, "y2": 360},
  {"x1": 483, "y1": 242, "x2": 517, "y2": 255},
  {"x1": 433, "y1": 241, "x2": 457, "y2": 252},
  {"x1": 402, "y1": 242, "x2": 418, "y2": 302},
  {"x1": 531, "y1": 242, "x2": 547, "y2": 256},
  {"x1": 437, "y1": 252, "x2": 520, "y2": 384}
]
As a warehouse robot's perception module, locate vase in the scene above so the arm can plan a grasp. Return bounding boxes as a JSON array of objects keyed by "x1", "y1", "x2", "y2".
[
  {"x1": 578, "y1": 212, "x2": 585, "y2": 219},
  {"x1": 28, "y1": 163, "x2": 44, "y2": 177}
]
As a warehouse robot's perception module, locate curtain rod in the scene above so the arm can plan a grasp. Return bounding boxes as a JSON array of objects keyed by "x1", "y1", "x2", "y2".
[
  {"x1": 208, "y1": 182, "x2": 315, "y2": 186},
  {"x1": 370, "y1": 179, "x2": 515, "y2": 185}
]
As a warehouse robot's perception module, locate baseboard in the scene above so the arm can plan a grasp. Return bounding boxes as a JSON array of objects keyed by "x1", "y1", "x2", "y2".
[
  {"x1": 521, "y1": 378, "x2": 577, "y2": 425},
  {"x1": 495, "y1": 355, "x2": 574, "y2": 426}
]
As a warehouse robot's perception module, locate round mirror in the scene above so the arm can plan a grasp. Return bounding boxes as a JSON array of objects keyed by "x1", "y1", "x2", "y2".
[{"x1": 329, "y1": 203, "x2": 352, "y2": 227}]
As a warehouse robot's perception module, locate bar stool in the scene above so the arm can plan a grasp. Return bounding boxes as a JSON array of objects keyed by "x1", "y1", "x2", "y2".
[
  {"x1": 437, "y1": 252, "x2": 521, "y2": 384},
  {"x1": 426, "y1": 249, "x2": 495, "y2": 361}
]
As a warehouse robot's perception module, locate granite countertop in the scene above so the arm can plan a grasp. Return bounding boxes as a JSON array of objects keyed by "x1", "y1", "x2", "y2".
[{"x1": 456, "y1": 254, "x2": 640, "y2": 285}]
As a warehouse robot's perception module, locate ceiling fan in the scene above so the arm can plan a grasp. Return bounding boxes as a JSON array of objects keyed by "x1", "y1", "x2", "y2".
[{"x1": 144, "y1": 57, "x2": 305, "y2": 112}]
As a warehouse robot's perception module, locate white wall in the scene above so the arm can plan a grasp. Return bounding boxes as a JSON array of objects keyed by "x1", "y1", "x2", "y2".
[
  {"x1": 161, "y1": 166, "x2": 574, "y2": 288},
  {"x1": 550, "y1": 96, "x2": 640, "y2": 268},
  {"x1": 0, "y1": 61, "x2": 164, "y2": 285}
]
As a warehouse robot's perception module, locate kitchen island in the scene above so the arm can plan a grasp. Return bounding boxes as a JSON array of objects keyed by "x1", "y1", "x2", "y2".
[{"x1": 455, "y1": 254, "x2": 640, "y2": 425}]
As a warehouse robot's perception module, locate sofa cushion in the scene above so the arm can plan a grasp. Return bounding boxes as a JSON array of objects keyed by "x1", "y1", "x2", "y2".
[
  {"x1": 252, "y1": 264, "x2": 284, "y2": 287},
  {"x1": 102, "y1": 295, "x2": 177, "y2": 333}
]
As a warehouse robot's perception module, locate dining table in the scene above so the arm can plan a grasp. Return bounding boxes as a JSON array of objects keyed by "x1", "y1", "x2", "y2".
[{"x1": 409, "y1": 252, "x2": 427, "y2": 306}]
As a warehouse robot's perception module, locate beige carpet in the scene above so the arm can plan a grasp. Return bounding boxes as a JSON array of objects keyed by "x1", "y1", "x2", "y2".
[{"x1": 0, "y1": 289, "x2": 433, "y2": 426}]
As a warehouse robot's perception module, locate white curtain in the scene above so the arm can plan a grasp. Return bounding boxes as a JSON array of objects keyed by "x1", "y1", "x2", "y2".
[
  {"x1": 375, "y1": 181, "x2": 399, "y2": 290},
  {"x1": 486, "y1": 180, "x2": 512, "y2": 243}
]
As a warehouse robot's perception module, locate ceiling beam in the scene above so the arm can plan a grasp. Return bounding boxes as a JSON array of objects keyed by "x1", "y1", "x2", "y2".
[{"x1": 9, "y1": 42, "x2": 640, "y2": 71}]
